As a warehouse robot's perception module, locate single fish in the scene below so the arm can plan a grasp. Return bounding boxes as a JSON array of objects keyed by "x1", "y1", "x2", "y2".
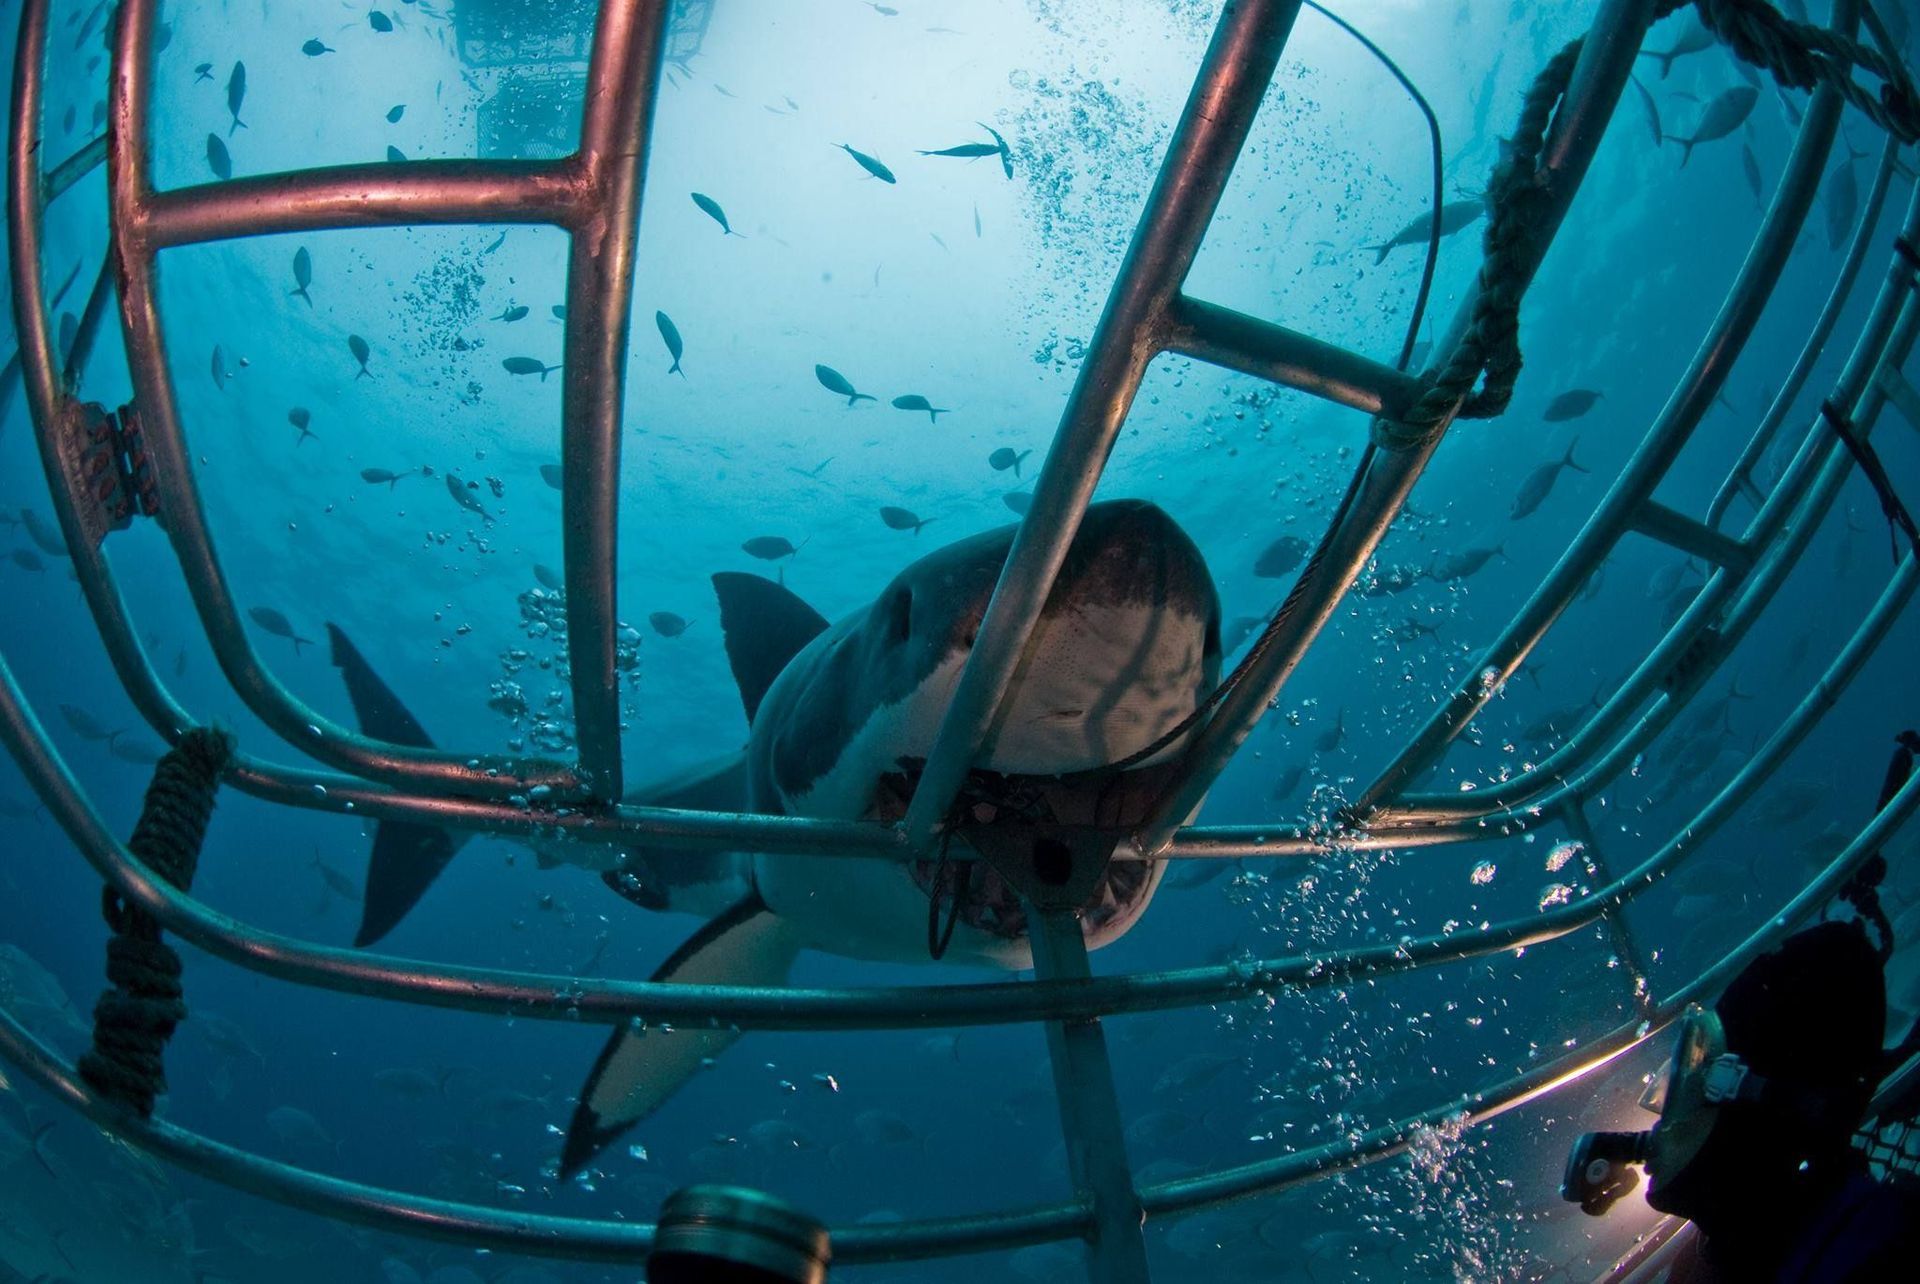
[
  {"x1": 1629, "y1": 76, "x2": 1662, "y2": 146},
  {"x1": 493, "y1": 304, "x2": 530, "y2": 323},
  {"x1": 1367, "y1": 199, "x2": 1484, "y2": 265},
  {"x1": 837, "y1": 143, "x2": 896, "y2": 183},
  {"x1": 1510, "y1": 438, "x2": 1589, "y2": 520},
  {"x1": 551, "y1": 304, "x2": 566, "y2": 319},
  {"x1": 917, "y1": 141, "x2": 1001, "y2": 160},
  {"x1": 11, "y1": 548, "x2": 44, "y2": 571},
  {"x1": 1312, "y1": 707, "x2": 1345, "y2": 756},
  {"x1": 690, "y1": 192, "x2": 740, "y2": 235},
  {"x1": 301, "y1": 38, "x2": 334, "y2": 57},
  {"x1": 206, "y1": 133, "x2": 231, "y2": 180},
  {"x1": 194, "y1": 62, "x2": 213, "y2": 82},
  {"x1": 483, "y1": 230, "x2": 508, "y2": 254},
  {"x1": 1742, "y1": 143, "x2": 1763, "y2": 204},
  {"x1": 369, "y1": 11, "x2": 394, "y2": 33},
  {"x1": 656, "y1": 311, "x2": 684, "y2": 376},
  {"x1": 1543, "y1": 389, "x2": 1603, "y2": 421},
  {"x1": 1426, "y1": 543, "x2": 1507, "y2": 582},
  {"x1": 386, "y1": 145, "x2": 407, "y2": 163},
  {"x1": 445, "y1": 475, "x2": 489, "y2": 520},
  {"x1": 1639, "y1": 20, "x2": 1715, "y2": 78},
  {"x1": 741, "y1": 535, "x2": 801, "y2": 561},
  {"x1": 1003, "y1": 491, "x2": 1032, "y2": 515},
  {"x1": 22, "y1": 509, "x2": 67, "y2": 556},
  {"x1": 815, "y1": 364, "x2": 875, "y2": 405},
  {"x1": 648, "y1": 611, "x2": 692, "y2": 638},
  {"x1": 879, "y1": 505, "x2": 932, "y2": 534},
  {"x1": 248, "y1": 606, "x2": 314, "y2": 656},
  {"x1": 109, "y1": 738, "x2": 165, "y2": 766},
  {"x1": 1252, "y1": 534, "x2": 1309, "y2": 579},
  {"x1": 539, "y1": 463, "x2": 563, "y2": 490},
  {"x1": 386, "y1": 104, "x2": 405, "y2": 123},
  {"x1": 502, "y1": 356, "x2": 561, "y2": 381},
  {"x1": 290, "y1": 246, "x2": 313, "y2": 306},
  {"x1": 57, "y1": 703, "x2": 121, "y2": 744},
  {"x1": 286, "y1": 406, "x2": 316, "y2": 446},
  {"x1": 980, "y1": 123, "x2": 1014, "y2": 179},
  {"x1": 265, "y1": 1106, "x2": 335, "y2": 1151},
  {"x1": 348, "y1": 334, "x2": 372, "y2": 378},
  {"x1": 988, "y1": 446, "x2": 1031, "y2": 476},
  {"x1": 533, "y1": 564, "x2": 564, "y2": 592},
  {"x1": 211, "y1": 344, "x2": 230, "y2": 391},
  {"x1": 890, "y1": 394, "x2": 947, "y2": 422},
  {"x1": 1672, "y1": 86, "x2": 1758, "y2": 167},
  {"x1": 226, "y1": 62, "x2": 247, "y2": 135},
  {"x1": 359, "y1": 467, "x2": 410, "y2": 488}
]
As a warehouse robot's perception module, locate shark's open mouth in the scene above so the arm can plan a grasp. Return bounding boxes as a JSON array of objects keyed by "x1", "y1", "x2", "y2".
[{"x1": 873, "y1": 759, "x2": 1170, "y2": 943}]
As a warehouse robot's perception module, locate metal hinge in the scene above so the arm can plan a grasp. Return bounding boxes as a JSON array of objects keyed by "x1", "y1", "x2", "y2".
[{"x1": 63, "y1": 399, "x2": 159, "y2": 549}]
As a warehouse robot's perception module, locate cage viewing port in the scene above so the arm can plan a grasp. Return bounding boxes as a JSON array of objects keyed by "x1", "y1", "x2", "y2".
[{"x1": 3, "y1": 0, "x2": 1920, "y2": 1281}]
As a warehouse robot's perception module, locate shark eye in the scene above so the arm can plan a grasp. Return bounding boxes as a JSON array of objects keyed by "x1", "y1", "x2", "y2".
[{"x1": 887, "y1": 586, "x2": 913, "y2": 643}]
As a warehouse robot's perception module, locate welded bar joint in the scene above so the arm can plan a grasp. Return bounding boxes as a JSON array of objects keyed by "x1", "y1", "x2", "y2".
[{"x1": 1629, "y1": 498, "x2": 1755, "y2": 570}]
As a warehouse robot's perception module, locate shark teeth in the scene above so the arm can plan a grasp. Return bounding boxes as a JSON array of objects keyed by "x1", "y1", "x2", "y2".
[{"x1": 908, "y1": 852, "x2": 1153, "y2": 941}]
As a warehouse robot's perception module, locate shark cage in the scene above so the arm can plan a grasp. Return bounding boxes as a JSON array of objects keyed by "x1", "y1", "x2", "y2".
[{"x1": 2, "y1": 0, "x2": 1920, "y2": 1280}]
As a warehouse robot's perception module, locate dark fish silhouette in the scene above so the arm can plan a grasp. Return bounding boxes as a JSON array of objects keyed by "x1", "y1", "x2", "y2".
[
  {"x1": 879, "y1": 505, "x2": 931, "y2": 534},
  {"x1": 1639, "y1": 21, "x2": 1714, "y2": 78},
  {"x1": 1253, "y1": 534, "x2": 1309, "y2": 579},
  {"x1": 1426, "y1": 543, "x2": 1507, "y2": 582},
  {"x1": 742, "y1": 535, "x2": 801, "y2": 561},
  {"x1": 445, "y1": 475, "x2": 488, "y2": 519},
  {"x1": 988, "y1": 447, "x2": 1031, "y2": 476},
  {"x1": 194, "y1": 62, "x2": 213, "y2": 82},
  {"x1": 837, "y1": 143, "x2": 896, "y2": 183},
  {"x1": 1510, "y1": 439, "x2": 1588, "y2": 520},
  {"x1": 815, "y1": 364, "x2": 874, "y2": 405},
  {"x1": 691, "y1": 192, "x2": 739, "y2": 235},
  {"x1": 494, "y1": 304, "x2": 530, "y2": 323},
  {"x1": 656, "y1": 311, "x2": 684, "y2": 375},
  {"x1": 206, "y1": 133, "x2": 231, "y2": 180},
  {"x1": 290, "y1": 246, "x2": 313, "y2": 306},
  {"x1": 386, "y1": 104, "x2": 405, "y2": 123},
  {"x1": 360, "y1": 467, "x2": 410, "y2": 488},
  {"x1": 226, "y1": 62, "x2": 247, "y2": 135},
  {"x1": 1629, "y1": 76, "x2": 1662, "y2": 145},
  {"x1": 1543, "y1": 389, "x2": 1602, "y2": 421},
  {"x1": 918, "y1": 141, "x2": 999, "y2": 159},
  {"x1": 1003, "y1": 491, "x2": 1032, "y2": 515},
  {"x1": 211, "y1": 344, "x2": 230, "y2": 391},
  {"x1": 648, "y1": 612, "x2": 692, "y2": 638},
  {"x1": 534, "y1": 564, "x2": 564, "y2": 592},
  {"x1": 301, "y1": 38, "x2": 334, "y2": 57},
  {"x1": 369, "y1": 11, "x2": 394, "y2": 33},
  {"x1": 348, "y1": 334, "x2": 372, "y2": 378},
  {"x1": 58, "y1": 703, "x2": 121, "y2": 745},
  {"x1": 11, "y1": 549, "x2": 44, "y2": 572},
  {"x1": 286, "y1": 406, "x2": 317, "y2": 446},
  {"x1": 540, "y1": 464, "x2": 563, "y2": 490},
  {"x1": 503, "y1": 356, "x2": 561, "y2": 381},
  {"x1": 1672, "y1": 87, "x2": 1757, "y2": 167},
  {"x1": 551, "y1": 304, "x2": 566, "y2": 319},
  {"x1": 1368, "y1": 199, "x2": 1484, "y2": 265},
  {"x1": 980, "y1": 123, "x2": 1014, "y2": 179},
  {"x1": 890, "y1": 394, "x2": 946, "y2": 422},
  {"x1": 248, "y1": 606, "x2": 314, "y2": 655},
  {"x1": 386, "y1": 145, "x2": 407, "y2": 163}
]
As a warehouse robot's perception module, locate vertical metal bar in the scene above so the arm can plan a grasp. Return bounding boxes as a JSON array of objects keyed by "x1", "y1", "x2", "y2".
[
  {"x1": 554, "y1": 0, "x2": 672, "y2": 802},
  {"x1": 899, "y1": 0, "x2": 1306, "y2": 852},
  {"x1": 1029, "y1": 909, "x2": 1150, "y2": 1284},
  {"x1": 1135, "y1": 0, "x2": 1664, "y2": 852},
  {"x1": 1344, "y1": 1, "x2": 1854, "y2": 819},
  {"x1": 1560, "y1": 804, "x2": 1656, "y2": 1019}
]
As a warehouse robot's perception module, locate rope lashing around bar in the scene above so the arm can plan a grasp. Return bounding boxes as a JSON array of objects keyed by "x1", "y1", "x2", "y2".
[
  {"x1": 1374, "y1": 0, "x2": 1918, "y2": 453},
  {"x1": 77, "y1": 727, "x2": 235, "y2": 1116}
]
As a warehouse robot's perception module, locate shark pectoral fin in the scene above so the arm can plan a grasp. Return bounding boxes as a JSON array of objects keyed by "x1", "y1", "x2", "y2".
[
  {"x1": 710, "y1": 573, "x2": 830, "y2": 724},
  {"x1": 325, "y1": 623, "x2": 464, "y2": 946},
  {"x1": 560, "y1": 895, "x2": 799, "y2": 1178}
]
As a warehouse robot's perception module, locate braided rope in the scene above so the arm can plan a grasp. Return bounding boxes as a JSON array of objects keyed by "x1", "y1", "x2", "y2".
[
  {"x1": 1697, "y1": 0, "x2": 1919, "y2": 142},
  {"x1": 77, "y1": 727, "x2": 234, "y2": 1115}
]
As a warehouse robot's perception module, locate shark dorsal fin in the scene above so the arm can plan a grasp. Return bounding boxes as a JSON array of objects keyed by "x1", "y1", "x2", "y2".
[{"x1": 711, "y1": 572, "x2": 829, "y2": 725}]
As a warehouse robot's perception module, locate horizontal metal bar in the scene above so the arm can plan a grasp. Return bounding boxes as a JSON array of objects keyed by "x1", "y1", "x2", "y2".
[
  {"x1": 1348, "y1": 36, "x2": 1852, "y2": 817},
  {"x1": 139, "y1": 162, "x2": 577, "y2": 247},
  {"x1": 1628, "y1": 498, "x2": 1754, "y2": 570},
  {"x1": 899, "y1": 0, "x2": 1307, "y2": 854},
  {"x1": 1161, "y1": 294, "x2": 1424, "y2": 418},
  {"x1": 1133, "y1": 0, "x2": 1661, "y2": 853},
  {"x1": 42, "y1": 131, "x2": 104, "y2": 203}
]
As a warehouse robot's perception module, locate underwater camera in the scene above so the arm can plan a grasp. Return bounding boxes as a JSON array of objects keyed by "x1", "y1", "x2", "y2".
[
  {"x1": 645, "y1": 1186, "x2": 831, "y2": 1284},
  {"x1": 1560, "y1": 1129, "x2": 1650, "y2": 1217}
]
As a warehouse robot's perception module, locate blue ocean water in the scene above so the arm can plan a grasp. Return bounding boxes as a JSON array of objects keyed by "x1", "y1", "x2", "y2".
[{"x1": 3, "y1": 0, "x2": 1919, "y2": 1280}]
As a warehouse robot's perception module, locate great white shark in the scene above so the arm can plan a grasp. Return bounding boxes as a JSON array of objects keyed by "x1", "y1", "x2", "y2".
[{"x1": 327, "y1": 498, "x2": 1221, "y2": 1178}]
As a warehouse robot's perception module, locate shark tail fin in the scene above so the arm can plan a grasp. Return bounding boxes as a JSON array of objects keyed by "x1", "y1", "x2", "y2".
[
  {"x1": 559, "y1": 895, "x2": 799, "y2": 1179},
  {"x1": 325, "y1": 624, "x2": 465, "y2": 946}
]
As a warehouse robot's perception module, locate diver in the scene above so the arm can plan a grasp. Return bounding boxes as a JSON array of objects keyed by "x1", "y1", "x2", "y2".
[{"x1": 1562, "y1": 919, "x2": 1920, "y2": 1282}]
